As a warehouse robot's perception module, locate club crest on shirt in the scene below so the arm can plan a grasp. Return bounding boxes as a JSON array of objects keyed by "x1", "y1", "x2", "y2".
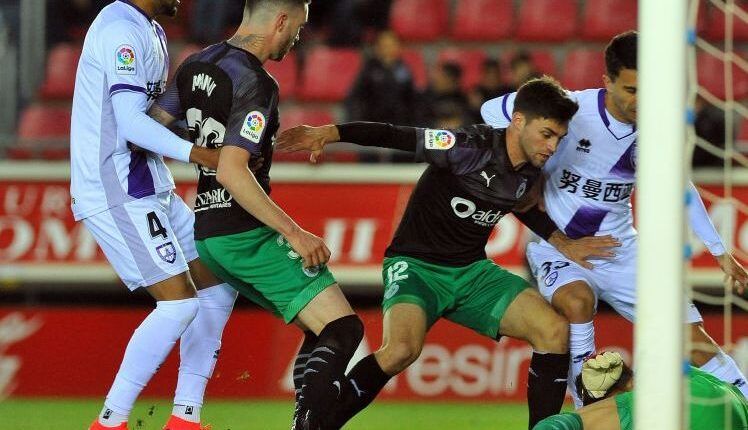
[
  {"x1": 240, "y1": 111, "x2": 266, "y2": 143},
  {"x1": 516, "y1": 178, "x2": 528, "y2": 199},
  {"x1": 156, "y1": 242, "x2": 176, "y2": 264},
  {"x1": 424, "y1": 129, "x2": 455, "y2": 150},
  {"x1": 115, "y1": 45, "x2": 137, "y2": 75}
]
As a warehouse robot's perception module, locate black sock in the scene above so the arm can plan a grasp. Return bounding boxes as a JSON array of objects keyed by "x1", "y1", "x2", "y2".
[
  {"x1": 301, "y1": 315, "x2": 364, "y2": 421},
  {"x1": 330, "y1": 353, "x2": 392, "y2": 429},
  {"x1": 527, "y1": 351, "x2": 570, "y2": 430},
  {"x1": 294, "y1": 331, "x2": 318, "y2": 406}
]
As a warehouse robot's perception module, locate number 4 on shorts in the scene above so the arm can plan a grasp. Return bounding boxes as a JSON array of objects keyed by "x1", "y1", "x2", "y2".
[{"x1": 147, "y1": 211, "x2": 168, "y2": 239}]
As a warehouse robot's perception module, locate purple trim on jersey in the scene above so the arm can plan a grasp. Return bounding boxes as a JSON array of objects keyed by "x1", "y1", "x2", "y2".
[
  {"x1": 117, "y1": 0, "x2": 152, "y2": 21},
  {"x1": 564, "y1": 206, "x2": 609, "y2": 239},
  {"x1": 153, "y1": 23, "x2": 170, "y2": 70},
  {"x1": 155, "y1": 92, "x2": 182, "y2": 118},
  {"x1": 127, "y1": 150, "x2": 156, "y2": 198},
  {"x1": 609, "y1": 142, "x2": 637, "y2": 179},
  {"x1": 502, "y1": 95, "x2": 511, "y2": 121},
  {"x1": 110, "y1": 84, "x2": 147, "y2": 96},
  {"x1": 597, "y1": 88, "x2": 637, "y2": 140},
  {"x1": 597, "y1": 89, "x2": 610, "y2": 127}
]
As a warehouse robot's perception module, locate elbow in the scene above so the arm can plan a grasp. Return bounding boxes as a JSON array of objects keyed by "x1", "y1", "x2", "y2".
[{"x1": 216, "y1": 164, "x2": 232, "y2": 188}]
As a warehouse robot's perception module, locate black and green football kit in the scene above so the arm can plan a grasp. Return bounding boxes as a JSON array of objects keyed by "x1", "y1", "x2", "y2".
[
  {"x1": 336, "y1": 122, "x2": 556, "y2": 337},
  {"x1": 157, "y1": 42, "x2": 335, "y2": 323}
]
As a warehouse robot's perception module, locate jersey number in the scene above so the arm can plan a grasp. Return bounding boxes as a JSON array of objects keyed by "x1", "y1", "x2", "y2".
[
  {"x1": 540, "y1": 261, "x2": 570, "y2": 278},
  {"x1": 186, "y1": 108, "x2": 226, "y2": 176},
  {"x1": 387, "y1": 261, "x2": 409, "y2": 284},
  {"x1": 147, "y1": 211, "x2": 168, "y2": 239}
]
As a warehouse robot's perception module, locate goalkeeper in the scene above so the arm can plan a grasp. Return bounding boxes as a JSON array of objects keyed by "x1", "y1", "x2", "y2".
[{"x1": 534, "y1": 352, "x2": 748, "y2": 430}]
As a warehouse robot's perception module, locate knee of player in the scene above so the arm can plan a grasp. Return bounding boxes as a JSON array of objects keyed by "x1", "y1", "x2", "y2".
[
  {"x1": 379, "y1": 340, "x2": 423, "y2": 373},
  {"x1": 554, "y1": 291, "x2": 595, "y2": 322},
  {"x1": 320, "y1": 314, "x2": 365, "y2": 353},
  {"x1": 157, "y1": 297, "x2": 200, "y2": 330},
  {"x1": 536, "y1": 313, "x2": 570, "y2": 352}
]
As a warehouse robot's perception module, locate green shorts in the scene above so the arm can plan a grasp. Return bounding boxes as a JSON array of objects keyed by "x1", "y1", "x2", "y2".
[
  {"x1": 381, "y1": 255, "x2": 529, "y2": 338},
  {"x1": 196, "y1": 226, "x2": 337, "y2": 323}
]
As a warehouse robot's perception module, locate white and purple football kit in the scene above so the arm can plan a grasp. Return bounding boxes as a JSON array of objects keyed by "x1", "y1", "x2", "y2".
[
  {"x1": 70, "y1": 0, "x2": 196, "y2": 289},
  {"x1": 482, "y1": 88, "x2": 726, "y2": 323}
]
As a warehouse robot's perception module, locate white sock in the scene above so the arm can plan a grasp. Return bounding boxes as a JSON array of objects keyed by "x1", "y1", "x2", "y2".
[
  {"x1": 172, "y1": 404, "x2": 201, "y2": 423},
  {"x1": 174, "y1": 283, "x2": 237, "y2": 417},
  {"x1": 97, "y1": 406, "x2": 128, "y2": 427},
  {"x1": 568, "y1": 322, "x2": 596, "y2": 408},
  {"x1": 102, "y1": 298, "x2": 199, "y2": 419},
  {"x1": 700, "y1": 350, "x2": 748, "y2": 398}
]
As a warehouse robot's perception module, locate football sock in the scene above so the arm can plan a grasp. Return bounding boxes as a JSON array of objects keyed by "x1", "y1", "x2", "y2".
[
  {"x1": 527, "y1": 351, "x2": 570, "y2": 430},
  {"x1": 101, "y1": 298, "x2": 198, "y2": 421},
  {"x1": 568, "y1": 322, "x2": 596, "y2": 408},
  {"x1": 174, "y1": 283, "x2": 236, "y2": 414},
  {"x1": 301, "y1": 315, "x2": 364, "y2": 420},
  {"x1": 330, "y1": 353, "x2": 391, "y2": 429},
  {"x1": 293, "y1": 331, "x2": 319, "y2": 407},
  {"x1": 171, "y1": 404, "x2": 201, "y2": 423}
]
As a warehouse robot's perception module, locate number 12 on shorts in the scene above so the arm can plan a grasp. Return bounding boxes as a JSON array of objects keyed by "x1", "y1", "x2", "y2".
[{"x1": 387, "y1": 261, "x2": 409, "y2": 284}]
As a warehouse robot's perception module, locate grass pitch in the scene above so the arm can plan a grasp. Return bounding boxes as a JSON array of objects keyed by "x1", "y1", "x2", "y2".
[{"x1": 0, "y1": 398, "x2": 530, "y2": 430}]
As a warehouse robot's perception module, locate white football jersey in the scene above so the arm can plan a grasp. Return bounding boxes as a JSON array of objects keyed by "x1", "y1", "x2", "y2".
[
  {"x1": 70, "y1": 0, "x2": 174, "y2": 221},
  {"x1": 482, "y1": 89, "x2": 638, "y2": 247}
]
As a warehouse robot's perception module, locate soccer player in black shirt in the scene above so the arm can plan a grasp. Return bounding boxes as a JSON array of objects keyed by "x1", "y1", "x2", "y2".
[
  {"x1": 150, "y1": 1, "x2": 364, "y2": 429},
  {"x1": 278, "y1": 77, "x2": 620, "y2": 429}
]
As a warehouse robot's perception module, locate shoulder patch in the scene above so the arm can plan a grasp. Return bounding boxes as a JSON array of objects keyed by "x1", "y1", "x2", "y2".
[
  {"x1": 424, "y1": 129, "x2": 455, "y2": 150},
  {"x1": 115, "y1": 45, "x2": 137, "y2": 75},
  {"x1": 240, "y1": 111, "x2": 266, "y2": 143}
]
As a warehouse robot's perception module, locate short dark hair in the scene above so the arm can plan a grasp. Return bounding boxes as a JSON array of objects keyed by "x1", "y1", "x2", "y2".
[
  {"x1": 575, "y1": 362, "x2": 634, "y2": 406},
  {"x1": 513, "y1": 75, "x2": 578, "y2": 124},
  {"x1": 244, "y1": 0, "x2": 310, "y2": 15},
  {"x1": 605, "y1": 30, "x2": 637, "y2": 80}
]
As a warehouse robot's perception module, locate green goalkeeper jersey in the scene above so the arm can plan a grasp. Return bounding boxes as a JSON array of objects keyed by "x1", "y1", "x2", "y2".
[{"x1": 534, "y1": 367, "x2": 748, "y2": 430}]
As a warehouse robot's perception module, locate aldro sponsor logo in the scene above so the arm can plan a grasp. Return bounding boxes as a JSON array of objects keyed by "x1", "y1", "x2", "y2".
[
  {"x1": 194, "y1": 188, "x2": 233, "y2": 212},
  {"x1": 450, "y1": 197, "x2": 503, "y2": 227}
]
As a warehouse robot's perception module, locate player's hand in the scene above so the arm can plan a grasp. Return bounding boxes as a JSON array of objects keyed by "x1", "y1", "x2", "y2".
[
  {"x1": 581, "y1": 351, "x2": 624, "y2": 399},
  {"x1": 285, "y1": 228, "x2": 331, "y2": 268},
  {"x1": 549, "y1": 232, "x2": 621, "y2": 270},
  {"x1": 190, "y1": 146, "x2": 222, "y2": 170},
  {"x1": 276, "y1": 125, "x2": 339, "y2": 161},
  {"x1": 717, "y1": 253, "x2": 748, "y2": 294}
]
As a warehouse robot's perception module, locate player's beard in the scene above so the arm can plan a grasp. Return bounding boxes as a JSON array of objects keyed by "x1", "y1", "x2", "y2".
[
  {"x1": 270, "y1": 34, "x2": 297, "y2": 62},
  {"x1": 157, "y1": 0, "x2": 180, "y2": 17}
]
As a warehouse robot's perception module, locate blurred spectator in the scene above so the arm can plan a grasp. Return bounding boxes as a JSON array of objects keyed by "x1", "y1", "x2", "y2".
[
  {"x1": 692, "y1": 95, "x2": 727, "y2": 167},
  {"x1": 0, "y1": 0, "x2": 19, "y2": 44},
  {"x1": 468, "y1": 58, "x2": 512, "y2": 123},
  {"x1": 326, "y1": 0, "x2": 393, "y2": 47},
  {"x1": 46, "y1": 0, "x2": 107, "y2": 46},
  {"x1": 190, "y1": 0, "x2": 244, "y2": 45},
  {"x1": 508, "y1": 50, "x2": 541, "y2": 91},
  {"x1": 345, "y1": 30, "x2": 416, "y2": 125},
  {"x1": 417, "y1": 62, "x2": 470, "y2": 127}
]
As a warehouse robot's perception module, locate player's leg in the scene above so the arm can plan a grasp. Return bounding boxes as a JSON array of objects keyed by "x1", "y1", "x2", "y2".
[
  {"x1": 289, "y1": 320, "x2": 319, "y2": 426},
  {"x1": 444, "y1": 259, "x2": 569, "y2": 429},
  {"x1": 197, "y1": 227, "x2": 363, "y2": 428},
  {"x1": 500, "y1": 288, "x2": 570, "y2": 429},
  {"x1": 167, "y1": 194, "x2": 238, "y2": 428},
  {"x1": 690, "y1": 322, "x2": 748, "y2": 398},
  {"x1": 330, "y1": 303, "x2": 429, "y2": 429},
  {"x1": 528, "y1": 242, "x2": 597, "y2": 408},
  {"x1": 329, "y1": 256, "x2": 440, "y2": 429},
  {"x1": 85, "y1": 197, "x2": 199, "y2": 429}
]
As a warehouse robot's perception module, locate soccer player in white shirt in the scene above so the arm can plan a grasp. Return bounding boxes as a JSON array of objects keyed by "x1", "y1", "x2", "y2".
[
  {"x1": 70, "y1": 1, "x2": 236, "y2": 429},
  {"x1": 482, "y1": 31, "x2": 748, "y2": 407}
]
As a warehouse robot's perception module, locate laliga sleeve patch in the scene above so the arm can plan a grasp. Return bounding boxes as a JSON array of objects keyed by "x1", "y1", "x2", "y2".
[
  {"x1": 240, "y1": 111, "x2": 266, "y2": 143},
  {"x1": 115, "y1": 45, "x2": 137, "y2": 75},
  {"x1": 424, "y1": 129, "x2": 456, "y2": 150}
]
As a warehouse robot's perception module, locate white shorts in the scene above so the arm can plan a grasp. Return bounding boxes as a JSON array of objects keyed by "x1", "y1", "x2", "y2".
[
  {"x1": 83, "y1": 191, "x2": 198, "y2": 290},
  {"x1": 526, "y1": 241, "x2": 703, "y2": 324}
]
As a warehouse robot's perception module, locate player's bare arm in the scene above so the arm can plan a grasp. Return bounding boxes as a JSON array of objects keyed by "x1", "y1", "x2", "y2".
[
  {"x1": 216, "y1": 145, "x2": 330, "y2": 268},
  {"x1": 717, "y1": 253, "x2": 748, "y2": 294}
]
